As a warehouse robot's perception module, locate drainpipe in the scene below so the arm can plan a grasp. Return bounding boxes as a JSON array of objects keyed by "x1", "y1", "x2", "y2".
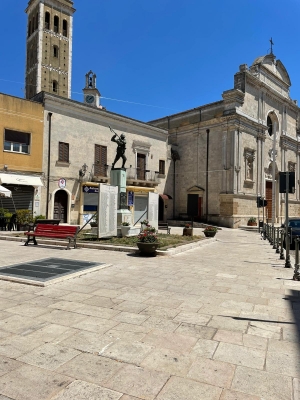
[
  {"x1": 206, "y1": 129, "x2": 210, "y2": 222},
  {"x1": 173, "y1": 159, "x2": 176, "y2": 219},
  {"x1": 46, "y1": 112, "x2": 52, "y2": 218}
]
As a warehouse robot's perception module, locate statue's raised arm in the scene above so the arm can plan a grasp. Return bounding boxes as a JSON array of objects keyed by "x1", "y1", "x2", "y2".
[{"x1": 109, "y1": 126, "x2": 127, "y2": 169}]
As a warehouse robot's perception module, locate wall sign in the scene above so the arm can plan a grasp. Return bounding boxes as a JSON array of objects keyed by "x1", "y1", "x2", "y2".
[
  {"x1": 128, "y1": 191, "x2": 134, "y2": 206},
  {"x1": 58, "y1": 178, "x2": 66, "y2": 189},
  {"x1": 83, "y1": 185, "x2": 99, "y2": 193}
]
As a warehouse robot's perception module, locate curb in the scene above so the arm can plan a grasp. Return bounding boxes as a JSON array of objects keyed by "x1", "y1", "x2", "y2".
[{"x1": 0, "y1": 235, "x2": 216, "y2": 255}]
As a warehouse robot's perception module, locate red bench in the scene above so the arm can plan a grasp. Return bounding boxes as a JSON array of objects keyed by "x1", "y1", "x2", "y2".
[{"x1": 24, "y1": 224, "x2": 80, "y2": 250}]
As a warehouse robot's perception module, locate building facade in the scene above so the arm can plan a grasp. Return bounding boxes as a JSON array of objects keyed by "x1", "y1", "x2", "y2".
[
  {"x1": 32, "y1": 90, "x2": 170, "y2": 225},
  {"x1": 25, "y1": 0, "x2": 75, "y2": 99},
  {"x1": 150, "y1": 53, "x2": 300, "y2": 228},
  {"x1": 0, "y1": 93, "x2": 44, "y2": 215}
]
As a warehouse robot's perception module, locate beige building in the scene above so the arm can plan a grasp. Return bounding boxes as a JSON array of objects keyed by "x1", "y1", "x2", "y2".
[
  {"x1": 150, "y1": 53, "x2": 300, "y2": 228},
  {"x1": 25, "y1": 0, "x2": 75, "y2": 99},
  {"x1": 32, "y1": 83, "x2": 170, "y2": 225}
]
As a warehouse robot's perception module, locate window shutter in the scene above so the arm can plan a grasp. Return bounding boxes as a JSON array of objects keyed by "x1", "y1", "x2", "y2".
[
  {"x1": 59, "y1": 142, "x2": 69, "y2": 162},
  {"x1": 95, "y1": 145, "x2": 107, "y2": 176}
]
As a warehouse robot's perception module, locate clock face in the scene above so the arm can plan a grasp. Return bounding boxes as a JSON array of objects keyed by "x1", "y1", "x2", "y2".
[{"x1": 86, "y1": 95, "x2": 95, "y2": 104}]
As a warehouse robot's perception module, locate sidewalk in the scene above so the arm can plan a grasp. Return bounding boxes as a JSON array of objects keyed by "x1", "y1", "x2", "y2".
[{"x1": 0, "y1": 228, "x2": 298, "y2": 399}]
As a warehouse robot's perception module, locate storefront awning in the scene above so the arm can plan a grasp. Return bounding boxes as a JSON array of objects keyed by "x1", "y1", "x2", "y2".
[
  {"x1": 159, "y1": 194, "x2": 172, "y2": 200},
  {"x1": 0, "y1": 185, "x2": 12, "y2": 198},
  {"x1": 0, "y1": 173, "x2": 43, "y2": 187}
]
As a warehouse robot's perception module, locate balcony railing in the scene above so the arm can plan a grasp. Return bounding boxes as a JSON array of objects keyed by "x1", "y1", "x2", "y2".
[
  {"x1": 89, "y1": 164, "x2": 110, "y2": 182},
  {"x1": 126, "y1": 167, "x2": 160, "y2": 186}
]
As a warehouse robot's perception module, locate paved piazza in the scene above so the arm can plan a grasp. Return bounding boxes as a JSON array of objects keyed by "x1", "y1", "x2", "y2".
[{"x1": 0, "y1": 228, "x2": 299, "y2": 399}]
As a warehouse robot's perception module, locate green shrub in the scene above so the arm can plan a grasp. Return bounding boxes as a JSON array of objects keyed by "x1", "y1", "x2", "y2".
[{"x1": 16, "y1": 209, "x2": 34, "y2": 225}]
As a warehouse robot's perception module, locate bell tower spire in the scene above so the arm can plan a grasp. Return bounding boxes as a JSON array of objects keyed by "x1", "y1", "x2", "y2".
[
  {"x1": 83, "y1": 71, "x2": 101, "y2": 108},
  {"x1": 25, "y1": 0, "x2": 76, "y2": 99}
]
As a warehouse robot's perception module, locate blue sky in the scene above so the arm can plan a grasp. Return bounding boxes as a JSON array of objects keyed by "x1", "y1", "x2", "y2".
[{"x1": 0, "y1": 0, "x2": 299, "y2": 122}]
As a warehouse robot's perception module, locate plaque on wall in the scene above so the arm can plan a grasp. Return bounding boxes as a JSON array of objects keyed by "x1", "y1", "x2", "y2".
[
  {"x1": 148, "y1": 192, "x2": 159, "y2": 230},
  {"x1": 97, "y1": 184, "x2": 118, "y2": 238}
]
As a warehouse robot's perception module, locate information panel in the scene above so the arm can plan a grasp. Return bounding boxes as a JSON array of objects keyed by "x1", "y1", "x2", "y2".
[
  {"x1": 97, "y1": 184, "x2": 118, "y2": 238},
  {"x1": 148, "y1": 192, "x2": 159, "y2": 230}
]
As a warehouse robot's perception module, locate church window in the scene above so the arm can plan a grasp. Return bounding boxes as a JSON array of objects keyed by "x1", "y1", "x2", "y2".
[
  {"x1": 267, "y1": 116, "x2": 273, "y2": 136},
  {"x1": 63, "y1": 20, "x2": 68, "y2": 37},
  {"x1": 53, "y1": 80, "x2": 58, "y2": 92},
  {"x1": 53, "y1": 46, "x2": 59, "y2": 58},
  {"x1": 54, "y1": 16, "x2": 59, "y2": 33},
  {"x1": 28, "y1": 21, "x2": 32, "y2": 37},
  {"x1": 32, "y1": 16, "x2": 35, "y2": 33},
  {"x1": 45, "y1": 12, "x2": 50, "y2": 29},
  {"x1": 35, "y1": 13, "x2": 38, "y2": 30}
]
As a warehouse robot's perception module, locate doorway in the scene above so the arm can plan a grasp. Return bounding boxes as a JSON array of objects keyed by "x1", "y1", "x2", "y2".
[
  {"x1": 134, "y1": 196, "x2": 148, "y2": 224},
  {"x1": 54, "y1": 190, "x2": 68, "y2": 222},
  {"x1": 265, "y1": 181, "x2": 273, "y2": 221},
  {"x1": 159, "y1": 196, "x2": 164, "y2": 221}
]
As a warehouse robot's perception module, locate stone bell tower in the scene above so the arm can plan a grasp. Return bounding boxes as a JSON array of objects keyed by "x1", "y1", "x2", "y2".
[{"x1": 25, "y1": 0, "x2": 75, "y2": 99}]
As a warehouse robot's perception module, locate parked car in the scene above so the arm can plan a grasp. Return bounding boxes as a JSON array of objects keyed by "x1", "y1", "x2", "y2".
[{"x1": 282, "y1": 218, "x2": 300, "y2": 250}]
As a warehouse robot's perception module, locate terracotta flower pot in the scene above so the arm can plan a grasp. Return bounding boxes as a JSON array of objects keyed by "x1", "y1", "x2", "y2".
[
  {"x1": 137, "y1": 242, "x2": 159, "y2": 256},
  {"x1": 204, "y1": 230, "x2": 216, "y2": 237},
  {"x1": 183, "y1": 228, "x2": 193, "y2": 236}
]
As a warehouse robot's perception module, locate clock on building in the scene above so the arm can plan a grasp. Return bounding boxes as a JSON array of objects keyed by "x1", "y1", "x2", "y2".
[{"x1": 85, "y1": 95, "x2": 95, "y2": 104}]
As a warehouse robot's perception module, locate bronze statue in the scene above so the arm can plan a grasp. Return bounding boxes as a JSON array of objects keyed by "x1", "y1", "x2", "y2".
[{"x1": 110, "y1": 126, "x2": 127, "y2": 169}]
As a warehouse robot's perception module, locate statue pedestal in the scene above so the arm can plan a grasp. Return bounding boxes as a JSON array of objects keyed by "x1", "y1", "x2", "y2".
[{"x1": 110, "y1": 168, "x2": 131, "y2": 236}]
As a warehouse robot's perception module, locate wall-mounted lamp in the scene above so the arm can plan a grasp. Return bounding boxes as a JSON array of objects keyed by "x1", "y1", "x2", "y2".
[{"x1": 79, "y1": 163, "x2": 88, "y2": 178}]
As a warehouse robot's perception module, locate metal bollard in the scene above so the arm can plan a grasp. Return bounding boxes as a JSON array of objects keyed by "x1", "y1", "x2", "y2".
[
  {"x1": 285, "y1": 229, "x2": 292, "y2": 268},
  {"x1": 272, "y1": 226, "x2": 276, "y2": 249},
  {"x1": 280, "y1": 229, "x2": 285, "y2": 260},
  {"x1": 270, "y1": 225, "x2": 274, "y2": 245},
  {"x1": 293, "y1": 236, "x2": 300, "y2": 280},
  {"x1": 276, "y1": 227, "x2": 280, "y2": 253}
]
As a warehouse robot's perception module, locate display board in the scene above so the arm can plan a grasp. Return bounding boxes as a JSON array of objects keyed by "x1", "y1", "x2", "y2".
[
  {"x1": 148, "y1": 192, "x2": 159, "y2": 230},
  {"x1": 97, "y1": 184, "x2": 118, "y2": 238}
]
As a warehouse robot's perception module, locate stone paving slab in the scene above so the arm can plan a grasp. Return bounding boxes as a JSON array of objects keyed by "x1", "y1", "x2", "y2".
[{"x1": 0, "y1": 228, "x2": 299, "y2": 399}]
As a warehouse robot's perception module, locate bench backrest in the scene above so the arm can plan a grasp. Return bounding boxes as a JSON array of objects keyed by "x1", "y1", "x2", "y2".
[
  {"x1": 35, "y1": 224, "x2": 79, "y2": 236},
  {"x1": 36, "y1": 219, "x2": 60, "y2": 225}
]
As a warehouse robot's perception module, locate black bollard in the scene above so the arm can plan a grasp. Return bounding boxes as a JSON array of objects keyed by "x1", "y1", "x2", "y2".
[
  {"x1": 272, "y1": 226, "x2": 277, "y2": 249},
  {"x1": 280, "y1": 229, "x2": 285, "y2": 260},
  {"x1": 276, "y1": 227, "x2": 280, "y2": 254},
  {"x1": 293, "y1": 236, "x2": 300, "y2": 280}
]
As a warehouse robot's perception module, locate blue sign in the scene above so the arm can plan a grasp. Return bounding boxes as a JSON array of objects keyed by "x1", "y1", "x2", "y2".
[
  {"x1": 83, "y1": 185, "x2": 99, "y2": 194},
  {"x1": 128, "y1": 191, "x2": 134, "y2": 206}
]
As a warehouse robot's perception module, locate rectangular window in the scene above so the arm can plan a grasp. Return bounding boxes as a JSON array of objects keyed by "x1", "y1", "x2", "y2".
[
  {"x1": 137, "y1": 153, "x2": 146, "y2": 180},
  {"x1": 94, "y1": 144, "x2": 107, "y2": 176},
  {"x1": 58, "y1": 142, "x2": 69, "y2": 162},
  {"x1": 159, "y1": 160, "x2": 165, "y2": 175},
  {"x1": 4, "y1": 129, "x2": 30, "y2": 154}
]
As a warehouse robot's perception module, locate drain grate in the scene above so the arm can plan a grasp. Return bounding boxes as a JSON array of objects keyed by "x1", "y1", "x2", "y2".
[{"x1": 0, "y1": 258, "x2": 103, "y2": 283}]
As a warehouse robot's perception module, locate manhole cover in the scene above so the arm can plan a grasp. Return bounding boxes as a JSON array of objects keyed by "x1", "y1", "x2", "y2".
[{"x1": 0, "y1": 258, "x2": 106, "y2": 285}]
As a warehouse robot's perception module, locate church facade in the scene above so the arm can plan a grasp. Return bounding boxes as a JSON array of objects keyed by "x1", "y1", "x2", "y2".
[{"x1": 150, "y1": 53, "x2": 300, "y2": 228}]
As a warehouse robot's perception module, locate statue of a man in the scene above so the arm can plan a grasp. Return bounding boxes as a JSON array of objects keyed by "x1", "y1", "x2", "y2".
[{"x1": 111, "y1": 131, "x2": 127, "y2": 169}]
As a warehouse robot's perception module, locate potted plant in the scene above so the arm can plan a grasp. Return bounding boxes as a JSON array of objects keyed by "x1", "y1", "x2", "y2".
[
  {"x1": 140, "y1": 219, "x2": 149, "y2": 231},
  {"x1": 16, "y1": 209, "x2": 34, "y2": 231},
  {"x1": 121, "y1": 221, "x2": 131, "y2": 237},
  {"x1": 136, "y1": 225, "x2": 159, "y2": 255},
  {"x1": 203, "y1": 225, "x2": 218, "y2": 238},
  {"x1": 247, "y1": 217, "x2": 257, "y2": 227},
  {"x1": 183, "y1": 223, "x2": 193, "y2": 236}
]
